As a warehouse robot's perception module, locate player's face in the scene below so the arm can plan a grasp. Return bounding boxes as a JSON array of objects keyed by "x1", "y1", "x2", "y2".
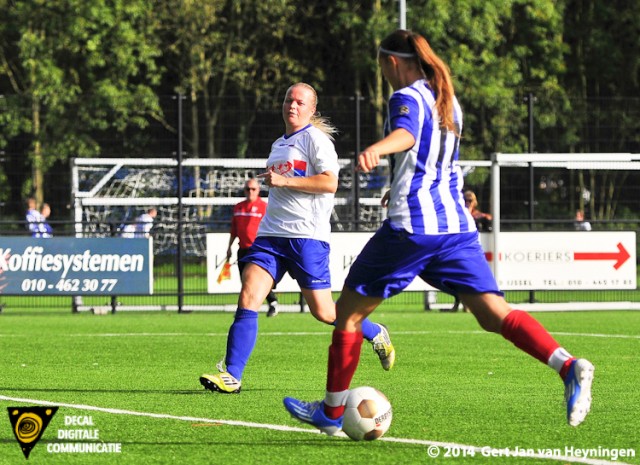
[
  {"x1": 282, "y1": 86, "x2": 316, "y2": 134},
  {"x1": 378, "y1": 54, "x2": 400, "y2": 90}
]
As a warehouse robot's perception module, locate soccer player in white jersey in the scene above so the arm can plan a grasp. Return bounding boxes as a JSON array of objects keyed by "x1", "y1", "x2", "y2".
[
  {"x1": 284, "y1": 30, "x2": 594, "y2": 432},
  {"x1": 199, "y1": 83, "x2": 395, "y2": 394}
]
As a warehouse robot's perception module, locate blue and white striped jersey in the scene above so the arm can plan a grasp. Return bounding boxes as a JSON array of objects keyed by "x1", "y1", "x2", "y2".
[{"x1": 385, "y1": 79, "x2": 476, "y2": 235}]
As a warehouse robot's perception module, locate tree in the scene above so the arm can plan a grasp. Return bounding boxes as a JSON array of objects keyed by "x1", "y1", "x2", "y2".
[
  {"x1": 562, "y1": 0, "x2": 640, "y2": 221},
  {"x1": 0, "y1": 0, "x2": 162, "y2": 205},
  {"x1": 159, "y1": 0, "x2": 312, "y2": 161}
]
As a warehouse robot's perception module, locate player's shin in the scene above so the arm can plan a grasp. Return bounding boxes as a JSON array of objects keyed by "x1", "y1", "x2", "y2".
[
  {"x1": 325, "y1": 330, "x2": 363, "y2": 418},
  {"x1": 225, "y1": 308, "x2": 259, "y2": 380},
  {"x1": 501, "y1": 309, "x2": 560, "y2": 365}
]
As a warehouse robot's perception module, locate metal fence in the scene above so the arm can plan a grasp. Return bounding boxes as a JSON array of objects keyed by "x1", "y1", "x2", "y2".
[{"x1": 2, "y1": 153, "x2": 639, "y2": 313}]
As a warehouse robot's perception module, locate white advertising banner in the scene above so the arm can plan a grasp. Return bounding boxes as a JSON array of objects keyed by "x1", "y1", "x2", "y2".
[
  {"x1": 207, "y1": 231, "x2": 636, "y2": 293},
  {"x1": 481, "y1": 231, "x2": 636, "y2": 290}
]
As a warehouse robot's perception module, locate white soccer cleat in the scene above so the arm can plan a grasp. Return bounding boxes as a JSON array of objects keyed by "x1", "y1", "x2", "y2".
[{"x1": 564, "y1": 358, "x2": 594, "y2": 426}]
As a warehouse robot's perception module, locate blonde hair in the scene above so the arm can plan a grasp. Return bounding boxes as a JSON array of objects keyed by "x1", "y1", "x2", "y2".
[
  {"x1": 379, "y1": 30, "x2": 457, "y2": 133},
  {"x1": 286, "y1": 82, "x2": 338, "y2": 141},
  {"x1": 464, "y1": 190, "x2": 478, "y2": 210}
]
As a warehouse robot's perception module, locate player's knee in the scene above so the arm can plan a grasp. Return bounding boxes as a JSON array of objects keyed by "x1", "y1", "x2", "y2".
[{"x1": 310, "y1": 306, "x2": 336, "y2": 324}]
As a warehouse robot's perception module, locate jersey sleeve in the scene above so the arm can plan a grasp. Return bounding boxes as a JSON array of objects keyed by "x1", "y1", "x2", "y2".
[
  {"x1": 308, "y1": 132, "x2": 340, "y2": 177},
  {"x1": 388, "y1": 92, "x2": 423, "y2": 140}
]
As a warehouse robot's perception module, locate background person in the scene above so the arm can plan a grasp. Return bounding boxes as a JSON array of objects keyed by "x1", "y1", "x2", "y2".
[
  {"x1": 25, "y1": 197, "x2": 45, "y2": 237},
  {"x1": 39, "y1": 203, "x2": 53, "y2": 238},
  {"x1": 284, "y1": 29, "x2": 593, "y2": 432},
  {"x1": 199, "y1": 82, "x2": 395, "y2": 395},
  {"x1": 228, "y1": 178, "x2": 279, "y2": 317},
  {"x1": 135, "y1": 207, "x2": 157, "y2": 238},
  {"x1": 464, "y1": 190, "x2": 492, "y2": 232},
  {"x1": 574, "y1": 209, "x2": 592, "y2": 231},
  {"x1": 122, "y1": 207, "x2": 157, "y2": 238}
]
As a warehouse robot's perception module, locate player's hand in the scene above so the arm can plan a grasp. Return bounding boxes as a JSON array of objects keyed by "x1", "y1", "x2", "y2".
[
  {"x1": 380, "y1": 190, "x2": 390, "y2": 208},
  {"x1": 257, "y1": 171, "x2": 286, "y2": 188},
  {"x1": 357, "y1": 149, "x2": 380, "y2": 173}
]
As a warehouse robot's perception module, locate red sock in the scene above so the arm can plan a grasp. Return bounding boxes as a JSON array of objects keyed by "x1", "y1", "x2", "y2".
[
  {"x1": 501, "y1": 310, "x2": 559, "y2": 365},
  {"x1": 324, "y1": 330, "x2": 363, "y2": 419},
  {"x1": 559, "y1": 358, "x2": 576, "y2": 380}
]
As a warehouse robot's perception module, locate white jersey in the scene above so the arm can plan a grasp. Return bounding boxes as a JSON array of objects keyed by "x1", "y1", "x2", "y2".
[
  {"x1": 386, "y1": 80, "x2": 476, "y2": 235},
  {"x1": 258, "y1": 124, "x2": 340, "y2": 242},
  {"x1": 135, "y1": 213, "x2": 154, "y2": 236},
  {"x1": 122, "y1": 213, "x2": 154, "y2": 238}
]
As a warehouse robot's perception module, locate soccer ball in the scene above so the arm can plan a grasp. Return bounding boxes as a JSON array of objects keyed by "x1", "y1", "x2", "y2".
[{"x1": 342, "y1": 386, "x2": 392, "y2": 441}]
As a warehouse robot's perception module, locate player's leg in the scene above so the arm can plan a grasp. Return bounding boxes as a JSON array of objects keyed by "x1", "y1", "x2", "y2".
[
  {"x1": 285, "y1": 222, "x2": 419, "y2": 431},
  {"x1": 200, "y1": 263, "x2": 275, "y2": 394},
  {"x1": 301, "y1": 287, "x2": 387, "y2": 352},
  {"x1": 323, "y1": 288, "x2": 384, "y2": 417},
  {"x1": 300, "y1": 287, "x2": 335, "y2": 323},
  {"x1": 266, "y1": 289, "x2": 278, "y2": 317},
  {"x1": 283, "y1": 287, "x2": 383, "y2": 434},
  {"x1": 462, "y1": 292, "x2": 594, "y2": 426},
  {"x1": 441, "y1": 229, "x2": 595, "y2": 427}
]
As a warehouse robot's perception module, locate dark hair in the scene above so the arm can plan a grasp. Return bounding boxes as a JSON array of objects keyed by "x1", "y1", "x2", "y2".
[{"x1": 379, "y1": 29, "x2": 456, "y2": 132}]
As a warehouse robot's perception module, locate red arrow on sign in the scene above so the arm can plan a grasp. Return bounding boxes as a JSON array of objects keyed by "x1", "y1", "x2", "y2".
[{"x1": 574, "y1": 242, "x2": 630, "y2": 270}]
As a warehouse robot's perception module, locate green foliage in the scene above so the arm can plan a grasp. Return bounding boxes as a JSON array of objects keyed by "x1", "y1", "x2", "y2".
[
  {"x1": 0, "y1": 0, "x2": 163, "y2": 197},
  {"x1": 0, "y1": 0, "x2": 637, "y2": 212}
]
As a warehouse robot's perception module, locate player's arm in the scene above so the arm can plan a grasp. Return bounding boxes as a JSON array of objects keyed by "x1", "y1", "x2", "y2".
[
  {"x1": 357, "y1": 128, "x2": 415, "y2": 173},
  {"x1": 258, "y1": 170, "x2": 338, "y2": 194}
]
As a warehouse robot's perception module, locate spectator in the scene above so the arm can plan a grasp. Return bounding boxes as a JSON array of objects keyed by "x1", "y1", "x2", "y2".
[
  {"x1": 25, "y1": 197, "x2": 42, "y2": 237},
  {"x1": 464, "y1": 190, "x2": 492, "y2": 232},
  {"x1": 228, "y1": 179, "x2": 279, "y2": 317},
  {"x1": 574, "y1": 210, "x2": 592, "y2": 231},
  {"x1": 25, "y1": 197, "x2": 50, "y2": 238},
  {"x1": 39, "y1": 203, "x2": 53, "y2": 238},
  {"x1": 122, "y1": 208, "x2": 157, "y2": 238}
]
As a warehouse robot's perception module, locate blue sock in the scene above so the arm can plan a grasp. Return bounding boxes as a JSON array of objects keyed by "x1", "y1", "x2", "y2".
[
  {"x1": 329, "y1": 317, "x2": 379, "y2": 342},
  {"x1": 360, "y1": 318, "x2": 380, "y2": 341},
  {"x1": 225, "y1": 308, "x2": 258, "y2": 380}
]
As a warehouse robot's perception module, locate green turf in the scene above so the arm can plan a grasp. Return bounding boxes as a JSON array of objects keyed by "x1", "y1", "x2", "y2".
[{"x1": 0, "y1": 309, "x2": 638, "y2": 464}]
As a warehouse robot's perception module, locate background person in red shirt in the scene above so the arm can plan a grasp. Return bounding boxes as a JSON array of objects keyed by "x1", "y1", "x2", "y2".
[{"x1": 227, "y1": 178, "x2": 278, "y2": 316}]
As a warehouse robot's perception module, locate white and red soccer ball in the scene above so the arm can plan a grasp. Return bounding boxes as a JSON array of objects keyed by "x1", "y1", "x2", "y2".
[{"x1": 342, "y1": 386, "x2": 393, "y2": 441}]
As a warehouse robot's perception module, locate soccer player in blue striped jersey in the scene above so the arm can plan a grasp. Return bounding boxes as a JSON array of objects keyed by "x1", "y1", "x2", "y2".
[
  {"x1": 284, "y1": 30, "x2": 594, "y2": 432},
  {"x1": 199, "y1": 83, "x2": 395, "y2": 395}
]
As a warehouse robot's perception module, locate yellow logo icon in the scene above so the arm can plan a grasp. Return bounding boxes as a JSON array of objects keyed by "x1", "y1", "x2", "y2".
[{"x1": 7, "y1": 406, "x2": 58, "y2": 459}]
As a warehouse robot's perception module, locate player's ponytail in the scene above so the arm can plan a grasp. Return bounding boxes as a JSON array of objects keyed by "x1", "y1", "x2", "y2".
[
  {"x1": 309, "y1": 112, "x2": 338, "y2": 141},
  {"x1": 379, "y1": 30, "x2": 456, "y2": 133}
]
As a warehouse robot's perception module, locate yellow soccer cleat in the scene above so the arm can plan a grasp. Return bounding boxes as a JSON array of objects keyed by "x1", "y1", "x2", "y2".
[
  {"x1": 371, "y1": 324, "x2": 395, "y2": 371},
  {"x1": 200, "y1": 360, "x2": 241, "y2": 394}
]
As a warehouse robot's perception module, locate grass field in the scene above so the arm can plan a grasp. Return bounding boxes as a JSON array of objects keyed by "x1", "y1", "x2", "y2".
[{"x1": 1, "y1": 308, "x2": 639, "y2": 465}]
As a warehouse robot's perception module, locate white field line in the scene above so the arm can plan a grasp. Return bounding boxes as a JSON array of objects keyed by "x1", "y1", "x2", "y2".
[
  {"x1": 0, "y1": 395, "x2": 632, "y2": 465},
  {"x1": 1, "y1": 329, "x2": 639, "y2": 339}
]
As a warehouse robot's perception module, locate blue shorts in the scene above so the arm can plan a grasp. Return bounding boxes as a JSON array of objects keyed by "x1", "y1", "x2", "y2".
[
  {"x1": 345, "y1": 220, "x2": 502, "y2": 298},
  {"x1": 240, "y1": 236, "x2": 331, "y2": 290}
]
